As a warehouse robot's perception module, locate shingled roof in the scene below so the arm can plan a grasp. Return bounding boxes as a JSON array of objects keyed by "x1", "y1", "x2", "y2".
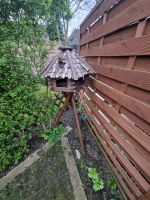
[{"x1": 43, "y1": 46, "x2": 94, "y2": 80}]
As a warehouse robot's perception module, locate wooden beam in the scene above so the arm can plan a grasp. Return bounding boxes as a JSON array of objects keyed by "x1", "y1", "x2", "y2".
[
  {"x1": 89, "y1": 62, "x2": 150, "y2": 91},
  {"x1": 71, "y1": 96, "x2": 85, "y2": 153},
  {"x1": 80, "y1": 92, "x2": 150, "y2": 192},
  {"x1": 91, "y1": 78, "x2": 150, "y2": 124},
  {"x1": 83, "y1": 92, "x2": 150, "y2": 180},
  {"x1": 81, "y1": 34, "x2": 150, "y2": 57},
  {"x1": 86, "y1": 88, "x2": 150, "y2": 160},
  {"x1": 80, "y1": 0, "x2": 150, "y2": 45},
  {"x1": 115, "y1": 19, "x2": 147, "y2": 112},
  {"x1": 53, "y1": 93, "x2": 72, "y2": 126},
  {"x1": 86, "y1": 119, "x2": 141, "y2": 199},
  {"x1": 80, "y1": 0, "x2": 117, "y2": 33}
]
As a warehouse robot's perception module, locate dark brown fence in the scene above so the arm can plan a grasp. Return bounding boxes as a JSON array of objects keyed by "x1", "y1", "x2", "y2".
[{"x1": 79, "y1": 0, "x2": 150, "y2": 199}]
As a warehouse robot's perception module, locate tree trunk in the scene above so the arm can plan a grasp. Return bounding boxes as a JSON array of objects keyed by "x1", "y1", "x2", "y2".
[
  {"x1": 63, "y1": 19, "x2": 69, "y2": 45},
  {"x1": 65, "y1": 20, "x2": 69, "y2": 44},
  {"x1": 56, "y1": 22, "x2": 61, "y2": 45}
]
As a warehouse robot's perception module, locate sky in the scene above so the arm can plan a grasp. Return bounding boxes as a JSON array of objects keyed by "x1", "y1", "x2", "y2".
[{"x1": 68, "y1": 1, "x2": 96, "y2": 36}]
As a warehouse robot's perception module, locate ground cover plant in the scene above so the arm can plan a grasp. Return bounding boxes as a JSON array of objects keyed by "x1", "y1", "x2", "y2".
[{"x1": 88, "y1": 167, "x2": 104, "y2": 192}]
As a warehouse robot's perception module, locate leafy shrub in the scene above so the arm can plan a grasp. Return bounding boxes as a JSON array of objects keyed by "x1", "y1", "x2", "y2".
[
  {"x1": 0, "y1": 44, "x2": 59, "y2": 172},
  {"x1": 0, "y1": 0, "x2": 65, "y2": 174}
]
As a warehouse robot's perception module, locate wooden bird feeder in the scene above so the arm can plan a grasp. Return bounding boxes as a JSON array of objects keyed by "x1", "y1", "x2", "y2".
[{"x1": 43, "y1": 46, "x2": 95, "y2": 153}]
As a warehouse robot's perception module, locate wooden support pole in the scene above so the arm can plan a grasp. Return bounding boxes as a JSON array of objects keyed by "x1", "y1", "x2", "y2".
[
  {"x1": 53, "y1": 92, "x2": 84, "y2": 154},
  {"x1": 53, "y1": 93, "x2": 72, "y2": 126},
  {"x1": 71, "y1": 96, "x2": 85, "y2": 154}
]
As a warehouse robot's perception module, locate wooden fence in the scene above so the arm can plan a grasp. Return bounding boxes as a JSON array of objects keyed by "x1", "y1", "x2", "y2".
[{"x1": 79, "y1": 0, "x2": 150, "y2": 199}]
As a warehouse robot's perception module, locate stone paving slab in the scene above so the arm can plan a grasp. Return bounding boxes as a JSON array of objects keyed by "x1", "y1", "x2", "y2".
[{"x1": 61, "y1": 136, "x2": 87, "y2": 200}]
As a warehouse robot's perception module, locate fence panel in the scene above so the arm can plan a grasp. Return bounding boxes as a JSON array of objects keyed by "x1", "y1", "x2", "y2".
[{"x1": 80, "y1": 0, "x2": 150, "y2": 199}]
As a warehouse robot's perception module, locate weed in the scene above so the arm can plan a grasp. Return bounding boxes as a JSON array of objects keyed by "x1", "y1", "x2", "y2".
[
  {"x1": 108, "y1": 178, "x2": 120, "y2": 200},
  {"x1": 77, "y1": 104, "x2": 89, "y2": 121},
  {"x1": 88, "y1": 167, "x2": 104, "y2": 192},
  {"x1": 48, "y1": 125, "x2": 66, "y2": 143},
  {"x1": 40, "y1": 124, "x2": 66, "y2": 143},
  {"x1": 108, "y1": 178, "x2": 117, "y2": 190}
]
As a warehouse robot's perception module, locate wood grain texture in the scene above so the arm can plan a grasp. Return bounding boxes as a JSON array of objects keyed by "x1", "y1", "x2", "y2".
[
  {"x1": 86, "y1": 121, "x2": 138, "y2": 200},
  {"x1": 80, "y1": 0, "x2": 117, "y2": 34},
  {"x1": 79, "y1": 0, "x2": 150, "y2": 199},
  {"x1": 81, "y1": 34, "x2": 150, "y2": 57},
  {"x1": 120, "y1": 107, "x2": 150, "y2": 136},
  {"x1": 83, "y1": 92, "x2": 150, "y2": 180},
  {"x1": 80, "y1": 91, "x2": 150, "y2": 192},
  {"x1": 91, "y1": 78, "x2": 150, "y2": 124},
  {"x1": 80, "y1": 92, "x2": 150, "y2": 199},
  {"x1": 86, "y1": 88, "x2": 150, "y2": 155},
  {"x1": 80, "y1": 0, "x2": 150, "y2": 45},
  {"x1": 85, "y1": 116, "x2": 140, "y2": 199},
  {"x1": 86, "y1": 120, "x2": 142, "y2": 199},
  {"x1": 139, "y1": 190, "x2": 150, "y2": 200},
  {"x1": 89, "y1": 62, "x2": 150, "y2": 91},
  {"x1": 114, "y1": 19, "x2": 147, "y2": 113}
]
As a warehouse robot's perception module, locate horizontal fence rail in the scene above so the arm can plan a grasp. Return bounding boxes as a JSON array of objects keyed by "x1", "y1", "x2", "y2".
[{"x1": 80, "y1": 0, "x2": 150, "y2": 199}]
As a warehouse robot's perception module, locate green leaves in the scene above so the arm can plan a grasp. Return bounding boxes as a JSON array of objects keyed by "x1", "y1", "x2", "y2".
[
  {"x1": 109, "y1": 178, "x2": 117, "y2": 190},
  {"x1": 48, "y1": 125, "x2": 66, "y2": 143},
  {"x1": 38, "y1": 123, "x2": 66, "y2": 143},
  {"x1": 88, "y1": 167, "x2": 104, "y2": 192},
  {"x1": 0, "y1": 82, "x2": 58, "y2": 172},
  {"x1": 88, "y1": 168, "x2": 98, "y2": 179},
  {"x1": 93, "y1": 178, "x2": 104, "y2": 191},
  {"x1": 0, "y1": 0, "x2": 64, "y2": 174},
  {"x1": 0, "y1": 41, "x2": 56, "y2": 171}
]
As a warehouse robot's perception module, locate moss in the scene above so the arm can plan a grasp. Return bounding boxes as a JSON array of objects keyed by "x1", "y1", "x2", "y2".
[{"x1": 0, "y1": 142, "x2": 74, "y2": 200}]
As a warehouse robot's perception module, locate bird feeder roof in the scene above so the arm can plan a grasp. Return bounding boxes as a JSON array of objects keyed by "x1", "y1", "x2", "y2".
[{"x1": 43, "y1": 46, "x2": 95, "y2": 80}]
